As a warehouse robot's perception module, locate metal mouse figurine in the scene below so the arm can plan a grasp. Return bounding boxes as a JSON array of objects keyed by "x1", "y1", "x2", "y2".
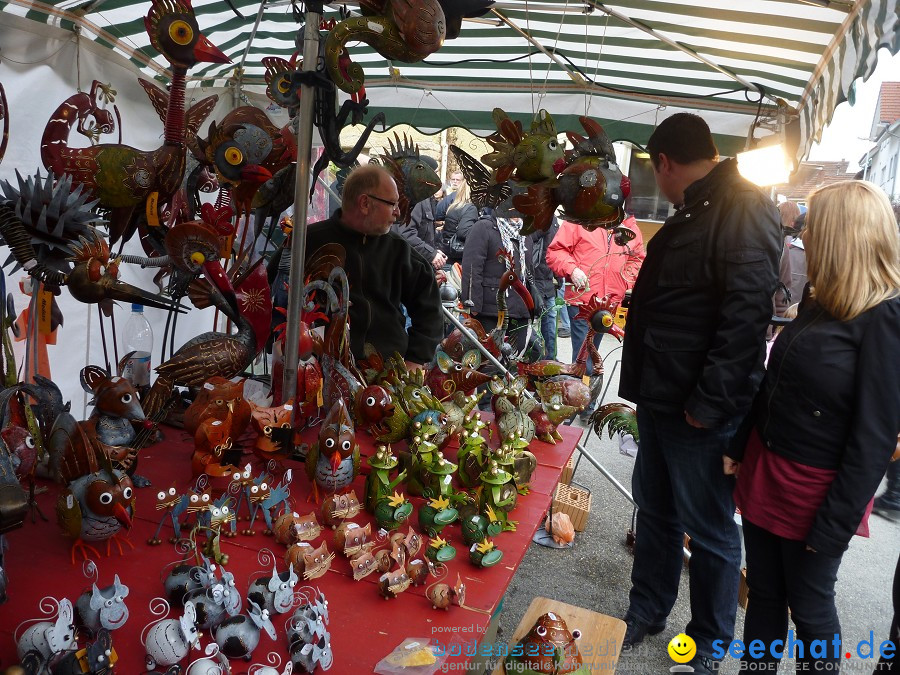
[
  {"x1": 141, "y1": 598, "x2": 202, "y2": 670},
  {"x1": 247, "y1": 549, "x2": 298, "y2": 616},
  {"x1": 185, "y1": 563, "x2": 242, "y2": 630},
  {"x1": 15, "y1": 597, "x2": 77, "y2": 664},
  {"x1": 214, "y1": 599, "x2": 277, "y2": 660}
]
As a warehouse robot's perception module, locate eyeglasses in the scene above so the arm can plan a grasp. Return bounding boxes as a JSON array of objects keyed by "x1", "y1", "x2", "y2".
[{"x1": 366, "y1": 194, "x2": 400, "y2": 209}]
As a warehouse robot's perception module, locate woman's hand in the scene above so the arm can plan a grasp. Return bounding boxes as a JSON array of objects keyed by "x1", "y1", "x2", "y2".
[{"x1": 723, "y1": 455, "x2": 741, "y2": 476}]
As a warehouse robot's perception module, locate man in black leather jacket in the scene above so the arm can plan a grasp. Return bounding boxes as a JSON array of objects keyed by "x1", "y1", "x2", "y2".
[{"x1": 617, "y1": 113, "x2": 781, "y2": 673}]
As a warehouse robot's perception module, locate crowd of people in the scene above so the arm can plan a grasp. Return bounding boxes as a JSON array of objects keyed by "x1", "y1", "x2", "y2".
[{"x1": 272, "y1": 111, "x2": 899, "y2": 674}]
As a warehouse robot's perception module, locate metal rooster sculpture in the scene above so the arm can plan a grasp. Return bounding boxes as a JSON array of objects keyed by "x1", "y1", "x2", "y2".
[{"x1": 39, "y1": 0, "x2": 229, "y2": 245}]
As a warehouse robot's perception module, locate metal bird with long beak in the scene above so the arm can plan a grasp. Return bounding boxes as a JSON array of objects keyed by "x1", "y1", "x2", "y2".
[{"x1": 66, "y1": 233, "x2": 182, "y2": 315}]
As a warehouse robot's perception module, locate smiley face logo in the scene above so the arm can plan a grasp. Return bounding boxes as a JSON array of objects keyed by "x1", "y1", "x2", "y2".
[{"x1": 667, "y1": 633, "x2": 696, "y2": 664}]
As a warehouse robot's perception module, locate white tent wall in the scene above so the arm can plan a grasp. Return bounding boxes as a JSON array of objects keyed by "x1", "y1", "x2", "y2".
[{"x1": 0, "y1": 13, "x2": 274, "y2": 414}]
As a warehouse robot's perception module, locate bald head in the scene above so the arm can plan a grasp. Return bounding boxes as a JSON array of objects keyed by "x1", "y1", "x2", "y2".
[{"x1": 340, "y1": 164, "x2": 401, "y2": 236}]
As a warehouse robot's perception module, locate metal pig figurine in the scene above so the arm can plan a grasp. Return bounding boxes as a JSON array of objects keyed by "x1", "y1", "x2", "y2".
[{"x1": 75, "y1": 564, "x2": 129, "y2": 635}]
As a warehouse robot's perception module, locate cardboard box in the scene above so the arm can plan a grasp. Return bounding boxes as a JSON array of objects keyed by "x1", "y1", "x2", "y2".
[{"x1": 552, "y1": 483, "x2": 592, "y2": 532}]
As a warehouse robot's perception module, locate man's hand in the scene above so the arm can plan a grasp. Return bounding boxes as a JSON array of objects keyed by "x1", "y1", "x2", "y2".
[
  {"x1": 404, "y1": 360, "x2": 424, "y2": 372},
  {"x1": 571, "y1": 267, "x2": 589, "y2": 291},
  {"x1": 435, "y1": 270, "x2": 447, "y2": 285},
  {"x1": 432, "y1": 250, "x2": 447, "y2": 270},
  {"x1": 722, "y1": 455, "x2": 740, "y2": 476},
  {"x1": 685, "y1": 411, "x2": 706, "y2": 428}
]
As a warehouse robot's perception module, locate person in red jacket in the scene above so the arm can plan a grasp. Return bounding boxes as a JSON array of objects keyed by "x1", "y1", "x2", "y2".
[{"x1": 546, "y1": 215, "x2": 645, "y2": 416}]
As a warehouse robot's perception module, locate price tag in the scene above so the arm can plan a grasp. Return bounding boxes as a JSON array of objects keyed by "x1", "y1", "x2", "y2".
[
  {"x1": 37, "y1": 288, "x2": 53, "y2": 335},
  {"x1": 146, "y1": 192, "x2": 160, "y2": 227}
]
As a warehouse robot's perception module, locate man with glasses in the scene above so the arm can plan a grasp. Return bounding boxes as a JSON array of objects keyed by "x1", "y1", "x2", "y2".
[{"x1": 304, "y1": 164, "x2": 442, "y2": 369}]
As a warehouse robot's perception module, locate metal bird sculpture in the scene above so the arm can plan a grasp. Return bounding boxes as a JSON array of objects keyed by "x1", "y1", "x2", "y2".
[
  {"x1": 39, "y1": 0, "x2": 229, "y2": 245},
  {"x1": 305, "y1": 399, "x2": 360, "y2": 504}
]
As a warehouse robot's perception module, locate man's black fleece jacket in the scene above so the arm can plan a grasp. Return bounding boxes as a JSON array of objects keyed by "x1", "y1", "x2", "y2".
[{"x1": 304, "y1": 210, "x2": 443, "y2": 364}]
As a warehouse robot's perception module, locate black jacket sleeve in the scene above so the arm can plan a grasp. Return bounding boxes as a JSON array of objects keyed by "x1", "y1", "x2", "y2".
[
  {"x1": 461, "y1": 218, "x2": 490, "y2": 314},
  {"x1": 687, "y1": 192, "x2": 782, "y2": 427},
  {"x1": 395, "y1": 201, "x2": 436, "y2": 260},
  {"x1": 453, "y1": 204, "x2": 479, "y2": 244},
  {"x1": 806, "y1": 300, "x2": 900, "y2": 555},
  {"x1": 401, "y1": 250, "x2": 443, "y2": 364}
]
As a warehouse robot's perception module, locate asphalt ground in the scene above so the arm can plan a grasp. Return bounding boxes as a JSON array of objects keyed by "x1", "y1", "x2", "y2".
[{"x1": 493, "y1": 333, "x2": 899, "y2": 674}]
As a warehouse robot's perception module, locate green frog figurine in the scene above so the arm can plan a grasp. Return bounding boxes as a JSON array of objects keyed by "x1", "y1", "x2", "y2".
[
  {"x1": 365, "y1": 444, "x2": 407, "y2": 512},
  {"x1": 405, "y1": 421, "x2": 440, "y2": 497},
  {"x1": 373, "y1": 491, "x2": 414, "y2": 531},
  {"x1": 496, "y1": 431, "x2": 537, "y2": 496},
  {"x1": 456, "y1": 412, "x2": 490, "y2": 487},
  {"x1": 477, "y1": 461, "x2": 518, "y2": 531},
  {"x1": 418, "y1": 495, "x2": 459, "y2": 537}
]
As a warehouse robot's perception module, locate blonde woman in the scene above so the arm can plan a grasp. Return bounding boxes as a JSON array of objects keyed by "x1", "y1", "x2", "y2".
[
  {"x1": 439, "y1": 179, "x2": 478, "y2": 265},
  {"x1": 731, "y1": 181, "x2": 900, "y2": 673}
]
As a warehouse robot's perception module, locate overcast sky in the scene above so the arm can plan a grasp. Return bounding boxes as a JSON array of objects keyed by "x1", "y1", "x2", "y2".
[{"x1": 807, "y1": 48, "x2": 899, "y2": 172}]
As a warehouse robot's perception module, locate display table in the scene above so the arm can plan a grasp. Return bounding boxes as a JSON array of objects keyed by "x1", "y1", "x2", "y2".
[{"x1": 0, "y1": 415, "x2": 582, "y2": 672}]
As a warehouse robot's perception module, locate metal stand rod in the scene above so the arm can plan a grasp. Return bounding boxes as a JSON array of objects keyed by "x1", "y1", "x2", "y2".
[
  {"x1": 440, "y1": 304, "x2": 636, "y2": 507},
  {"x1": 282, "y1": 4, "x2": 323, "y2": 421}
]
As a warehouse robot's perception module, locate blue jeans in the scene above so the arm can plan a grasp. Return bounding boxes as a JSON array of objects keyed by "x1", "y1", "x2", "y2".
[
  {"x1": 739, "y1": 520, "x2": 842, "y2": 673},
  {"x1": 567, "y1": 305, "x2": 601, "y2": 373},
  {"x1": 557, "y1": 288, "x2": 570, "y2": 331},
  {"x1": 628, "y1": 406, "x2": 742, "y2": 659},
  {"x1": 540, "y1": 293, "x2": 558, "y2": 360}
]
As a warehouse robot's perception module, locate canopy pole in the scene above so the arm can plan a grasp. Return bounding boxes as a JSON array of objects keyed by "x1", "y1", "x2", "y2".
[
  {"x1": 282, "y1": 3, "x2": 322, "y2": 418},
  {"x1": 233, "y1": 0, "x2": 269, "y2": 108}
]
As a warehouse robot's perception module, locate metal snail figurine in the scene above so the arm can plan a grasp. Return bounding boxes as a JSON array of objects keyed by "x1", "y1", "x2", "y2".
[{"x1": 504, "y1": 611, "x2": 587, "y2": 675}]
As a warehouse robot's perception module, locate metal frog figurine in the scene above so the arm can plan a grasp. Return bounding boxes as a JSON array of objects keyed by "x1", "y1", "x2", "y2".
[
  {"x1": 477, "y1": 462, "x2": 518, "y2": 532},
  {"x1": 364, "y1": 444, "x2": 406, "y2": 513}
]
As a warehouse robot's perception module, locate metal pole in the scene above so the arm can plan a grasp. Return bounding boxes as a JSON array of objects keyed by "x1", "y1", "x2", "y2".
[
  {"x1": 282, "y1": 4, "x2": 323, "y2": 415},
  {"x1": 439, "y1": 305, "x2": 636, "y2": 507}
]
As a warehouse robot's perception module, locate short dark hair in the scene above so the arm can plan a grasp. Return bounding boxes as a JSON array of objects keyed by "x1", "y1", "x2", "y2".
[{"x1": 646, "y1": 113, "x2": 718, "y2": 167}]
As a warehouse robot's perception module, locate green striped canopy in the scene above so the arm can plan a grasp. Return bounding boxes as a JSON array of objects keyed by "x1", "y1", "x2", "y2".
[{"x1": 1, "y1": 0, "x2": 897, "y2": 161}]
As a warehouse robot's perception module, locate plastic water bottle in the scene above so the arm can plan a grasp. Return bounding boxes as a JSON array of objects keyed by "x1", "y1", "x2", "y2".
[{"x1": 122, "y1": 304, "x2": 153, "y2": 395}]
